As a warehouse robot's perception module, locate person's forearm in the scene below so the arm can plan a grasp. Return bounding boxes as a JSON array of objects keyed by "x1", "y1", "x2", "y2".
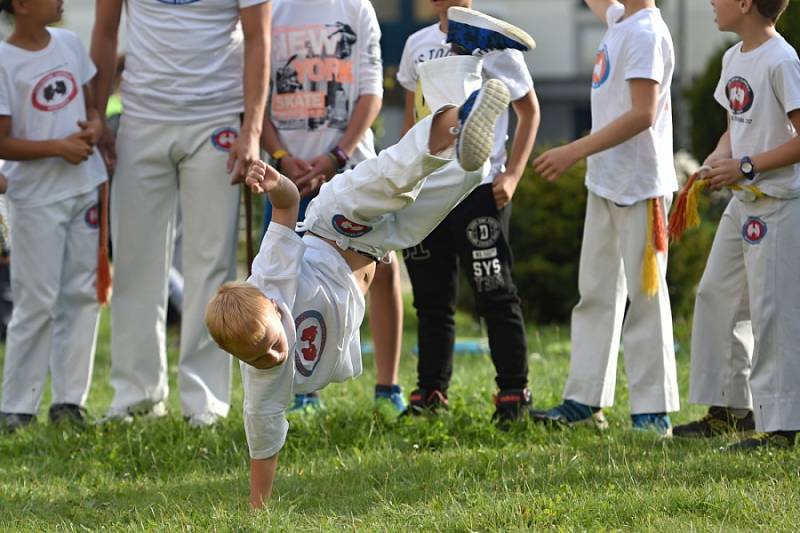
[
  {"x1": 240, "y1": 3, "x2": 271, "y2": 142},
  {"x1": 0, "y1": 138, "x2": 64, "y2": 161},
  {"x1": 250, "y1": 454, "x2": 279, "y2": 509},
  {"x1": 571, "y1": 108, "x2": 653, "y2": 160},
  {"x1": 268, "y1": 174, "x2": 301, "y2": 209},
  {"x1": 336, "y1": 94, "x2": 382, "y2": 156},
  {"x1": 261, "y1": 119, "x2": 285, "y2": 155},
  {"x1": 90, "y1": 0, "x2": 123, "y2": 116},
  {"x1": 752, "y1": 137, "x2": 800, "y2": 174},
  {"x1": 504, "y1": 91, "x2": 540, "y2": 177},
  {"x1": 707, "y1": 130, "x2": 732, "y2": 161}
]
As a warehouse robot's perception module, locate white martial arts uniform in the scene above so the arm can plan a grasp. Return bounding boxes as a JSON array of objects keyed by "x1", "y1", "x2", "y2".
[
  {"x1": 108, "y1": 0, "x2": 269, "y2": 418},
  {"x1": 689, "y1": 35, "x2": 800, "y2": 432},
  {"x1": 0, "y1": 28, "x2": 107, "y2": 414},
  {"x1": 562, "y1": 4, "x2": 680, "y2": 414},
  {"x1": 244, "y1": 56, "x2": 487, "y2": 457}
]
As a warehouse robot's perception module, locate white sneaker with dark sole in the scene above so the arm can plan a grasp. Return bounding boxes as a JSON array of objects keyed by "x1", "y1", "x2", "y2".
[
  {"x1": 456, "y1": 78, "x2": 511, "y2": 172},
  {"x1": 448, "y1": 7, "x2": 536, "y2": 53}
]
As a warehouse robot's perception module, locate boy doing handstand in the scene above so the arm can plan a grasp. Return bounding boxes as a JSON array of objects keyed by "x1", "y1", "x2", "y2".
[{"x1": 205, "y1": 8, "x2": 535, "y2": 507}]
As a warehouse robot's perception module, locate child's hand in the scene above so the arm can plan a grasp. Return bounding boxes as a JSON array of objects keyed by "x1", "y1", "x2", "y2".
[
  {"x1": 492, "y1": 171, "x2": 520, "y2": 209},
  {"x1": 280, "y1": 155, "x2": 313, "y2": 182},
  {"x1": 58, "y1": 129, "x2": 94, "y2": 165},
  {"x1": 705, "y1": 159, "x2": 745, "y2": 191},
  {"x1": 78, "y1": 118, "x2": 103, "y2": 146},
  {"x1": 246, "y1": 159, "x2": 281, "y2": 194},
  {"x1": 533, "y1": 144, "x2": 580, "y2": 182}
]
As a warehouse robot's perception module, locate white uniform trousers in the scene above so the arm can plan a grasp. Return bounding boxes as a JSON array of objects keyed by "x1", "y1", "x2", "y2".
[
  {"x1": 1, "y1": 190, "x2": 100, "y2": 414},
  {"x1": 109, "y1": 114, "x2": 240, "y2": 417},
  {"x1": 563, "y1": 192, "x2": 679, "y2": 414},
  {"x1": 690, "y1": 195, "x2": 800, "y2": 431}
]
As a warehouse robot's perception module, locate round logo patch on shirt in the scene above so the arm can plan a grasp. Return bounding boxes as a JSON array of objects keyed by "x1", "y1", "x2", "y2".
[
  {"x1": 466, "y1": 216, "x2": 501, "y2": 248},
  {"x1": 726, "y1": 76, "x2": 754, "y2": 115},
  {"x1": 210, "y1": 127, "x2": 238, "y2": 152},
  {"x1": 591, "y1": 45, "x2": 611, "y2": 89},
  {"x1": 32, "y1": 70, "x2": 79, "y2": 112},
  {"x1": 332, "y1": 215, "x2": 372, "y2": 238},
  {"x1": 84, "y1": 204, "x2": 99, "y2": 229},
  {"x1": 294, "y1": 310, "x2": 327, "y2": 377},
  {"x1": 742, "y1": 216, "x2": 767, "y2": 244}
]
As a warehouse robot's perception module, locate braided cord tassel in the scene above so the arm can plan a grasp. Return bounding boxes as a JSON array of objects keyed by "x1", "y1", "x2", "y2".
[{"x1": 641, "y1": 198, "x2": 660, "y2": 297}]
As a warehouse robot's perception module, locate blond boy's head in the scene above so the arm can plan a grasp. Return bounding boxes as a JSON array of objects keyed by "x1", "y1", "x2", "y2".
[
  {"x1": 206, "y1": 282, "x2": 289, "y2": 370},
  {"x1": 713, "y1": 0, "x2": 789, "y2": 29}
]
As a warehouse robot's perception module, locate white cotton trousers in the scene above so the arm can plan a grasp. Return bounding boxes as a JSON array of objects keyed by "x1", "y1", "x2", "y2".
[
  {"x1": 297, "y1": 55, "x2": 485, "y2": 258},
  {"x1": 563, "y1": 192, "x2": 680, "y2": 414},
  {"x1": 109, "y1": 114, "x2": 240, "y2": 417},
  {"x1": 1, "y1": 190, "x2": 100, "y2": 414},
  {"x1": 690, "y1": 195, "x2": 800, "y2": 431}
]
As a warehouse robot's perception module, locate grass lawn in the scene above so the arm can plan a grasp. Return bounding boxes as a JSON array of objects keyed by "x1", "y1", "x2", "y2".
[{"x1": 1, "y1": 308, "x2": 799, "y2": 531}]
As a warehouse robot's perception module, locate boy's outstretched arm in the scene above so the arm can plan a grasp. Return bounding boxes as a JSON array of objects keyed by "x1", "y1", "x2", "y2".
[
  {"x1": 533, "y1": 78, "x2": 658, "y2": 181},
  {"x1": 492, "y1": 88, "x2": 540, "y2": 209},
  {"x1": 246, "y1": 160, "x2": 300, "y2": 229},
  {"x1": 706, "y1": 110, "x2": 800, "y2": 190},
  {"x1": 250, "y1": 455, "x2": 279, "y2": 509},
  {"x1": 584, "y1": 0, "x2": 620, "y2": 23}
]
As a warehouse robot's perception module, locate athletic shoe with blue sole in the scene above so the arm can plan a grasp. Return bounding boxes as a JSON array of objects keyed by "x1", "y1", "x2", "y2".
[
  {"x1": 447, "y1": 7, "x2": 536, "y2": 55},
  {"x1": 456, "y1": 78, "x2": 510, "y2": 172},
  {"x1": 287, "y1": 392, "x2": 324, "y2": 414},
  {"x1": 631, "y1": 413, "x2": 672, "y2": 437},
  {"x1": 374, "y1": 384, "x2": 406, "y2": 414},
  {"x1": 531, "y1": 399, "x2": 609, "y2": 430}
]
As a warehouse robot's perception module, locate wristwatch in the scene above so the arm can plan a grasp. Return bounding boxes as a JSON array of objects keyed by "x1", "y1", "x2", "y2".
[{"x1": 739, "y1": 156, "x2": 756, "y2": 181}]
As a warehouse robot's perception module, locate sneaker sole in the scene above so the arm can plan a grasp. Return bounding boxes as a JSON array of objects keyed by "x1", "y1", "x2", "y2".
[
  {"x1": 448, "y1": 7, "x2": 536, "y2": 51},
  {"x1": 458, "y1": 79, "x2": 510, "y2": 172}
]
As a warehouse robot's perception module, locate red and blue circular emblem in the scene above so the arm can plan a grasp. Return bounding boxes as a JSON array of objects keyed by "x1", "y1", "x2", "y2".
[
  {"x1": 210, "y1": 127, "x2": 238, "y2": 152},
  {"x1": 294, "y1": 310, "x2": 327, "y2": 377},
  {"x1": 32, "y1": 70, "x2": 78, "y2": 112},
  {"x1": 591, "y1": 45, "x2": 611, "y2": 89},
  {"x1": 84, "y1": 204, "x2": 99, "y2": 229},
  {"x1": 726, "y1": 76, "x2": 754, "y2": 115},
  {"x1": 742, "y1": 216, "x2": 767, "y2": 244},
  {"x1": 332, "y1": 214, "x2": 372, "y2": 238}
]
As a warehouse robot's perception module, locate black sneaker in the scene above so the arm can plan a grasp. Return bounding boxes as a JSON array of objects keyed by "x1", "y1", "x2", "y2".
[
  {"x1": 492, "y1": 388, "x2": 533, "y2": 429},
  {"x1": 672, "y1": 406, "x2": 755, "y2": 438},
  {"x1": 401, "y1": 388, "x2": 449, "y2": 416},
  {"x1": 725, "y1": 430, "x2": 796, "y2": 451},
  {"x1": 0, "y1": 412, "x2": 36, "y2": 434},
  {"x1": 49, "y1": 403, "x2": 88, "y2": 427}
]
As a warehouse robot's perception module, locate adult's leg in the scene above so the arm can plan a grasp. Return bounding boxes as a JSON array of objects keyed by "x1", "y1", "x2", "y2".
[
  {"x1": 455, "y1": 185, "x2": 527, "y2": 391},
  {"x1": 617, "y1": 197, "x2": 679, "y2": 415},
  {"x1": 177, "y1": 116, "x2": 241, "y2": 418},
  {"x1": 1, "y1": 199, "x2": 68, "y2": 414},
  {"x1": 563, "y1": 192, "x2": 627, "y2": 408},
  {"x1": 109, "y1": 116, "x2": 178, "y2": 413},
  {"x1": 689, "y1": 198, "x2": 752, "y2": 409},
  {"x1": 404, "y1": 214, "x2": 459, "y2": 393},
  {"x1": 50, "y1": 191, "x2": 101, "y2": 407}
]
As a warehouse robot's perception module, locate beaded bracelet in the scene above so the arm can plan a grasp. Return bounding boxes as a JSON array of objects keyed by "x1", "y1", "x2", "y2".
[{"x1": 330, "y1": 145, "x2": 349, "y2": 170}]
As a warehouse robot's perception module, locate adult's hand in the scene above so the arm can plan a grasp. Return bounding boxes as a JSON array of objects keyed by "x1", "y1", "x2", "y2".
[{"x1": 228, "y1": 130, "x2": 261, "y2": 185}]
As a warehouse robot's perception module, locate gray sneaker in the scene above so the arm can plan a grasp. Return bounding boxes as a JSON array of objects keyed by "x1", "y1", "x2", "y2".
[{"x1": 1, "y1": 412, "x2": 36, "y2": 434}]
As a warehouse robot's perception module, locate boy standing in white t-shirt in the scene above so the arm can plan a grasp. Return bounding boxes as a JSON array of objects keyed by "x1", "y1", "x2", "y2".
[
  {"x1": 0, "y1": 3, "x2": 108, "y2": 432},
  {"x1": 533, "y1": 0, "x2": 679, "y2": 434},
  {"x1": 396, "y1": 1, "x2": 540, "y2": 425},
  {"x1": 672, "y1": 0, "x2": 800, "y2": 450}
]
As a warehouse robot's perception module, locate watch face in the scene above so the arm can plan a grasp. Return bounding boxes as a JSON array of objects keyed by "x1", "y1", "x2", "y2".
[{"x1": 742, "y1": 162, "x2": 753, "y2": 173}]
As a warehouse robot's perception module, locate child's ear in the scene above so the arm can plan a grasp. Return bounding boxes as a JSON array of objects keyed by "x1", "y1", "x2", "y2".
[{"x1": 738, "y1": 0, "x2": 754, "y2": 15}]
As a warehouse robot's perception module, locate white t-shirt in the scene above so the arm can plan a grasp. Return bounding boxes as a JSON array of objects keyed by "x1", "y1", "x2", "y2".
[
  {"x1": 586, "y1": 5, "x2": 677, "y2": 205},
  {"x1": 714, "y1": 36, "x2": 800, "y2": 199},
  {"x1": 0, "y1": 28, "x2": 107, "y2": 208},
  {"x1": 122, "y1": 0, "x2": 269, "y2": 122},
  {"x1": 397, "y1": 23, "x2": 533, "y2": 183},
  {"x1": 242, "y1": 224, "x2": 365, "y2": 459},
  {"x1": 269, "y1": 0, "x2": 382, "y2": 166}
]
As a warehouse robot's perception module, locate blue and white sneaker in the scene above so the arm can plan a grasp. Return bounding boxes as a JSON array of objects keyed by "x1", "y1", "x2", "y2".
[
  {"x1": 374, "y1": 384, "x2": 406, "y2": 415},
  {"x1": 447, "y1": 7, "x2": 536, "y2": 55},
  {"x1": 287, "y1": 392, "x2": 324, "y2": 414},
  {"x1": 455, "y1": 79, "x2": 510, "y2": 172},
  {"x1": 631, "y1": 413, "x2": 672, "y2": 437},
  {"x1": 531, "y1": 399, "x2": 609, "y2": 430}
]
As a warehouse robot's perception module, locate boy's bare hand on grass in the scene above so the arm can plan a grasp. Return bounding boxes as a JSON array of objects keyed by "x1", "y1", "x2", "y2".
[
  {"x1": 246, "y1": 159, "x2": 282, "y2": 195},
  {"x1": 533, "y1": 144, "x2": 580, "y2": 182}
]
